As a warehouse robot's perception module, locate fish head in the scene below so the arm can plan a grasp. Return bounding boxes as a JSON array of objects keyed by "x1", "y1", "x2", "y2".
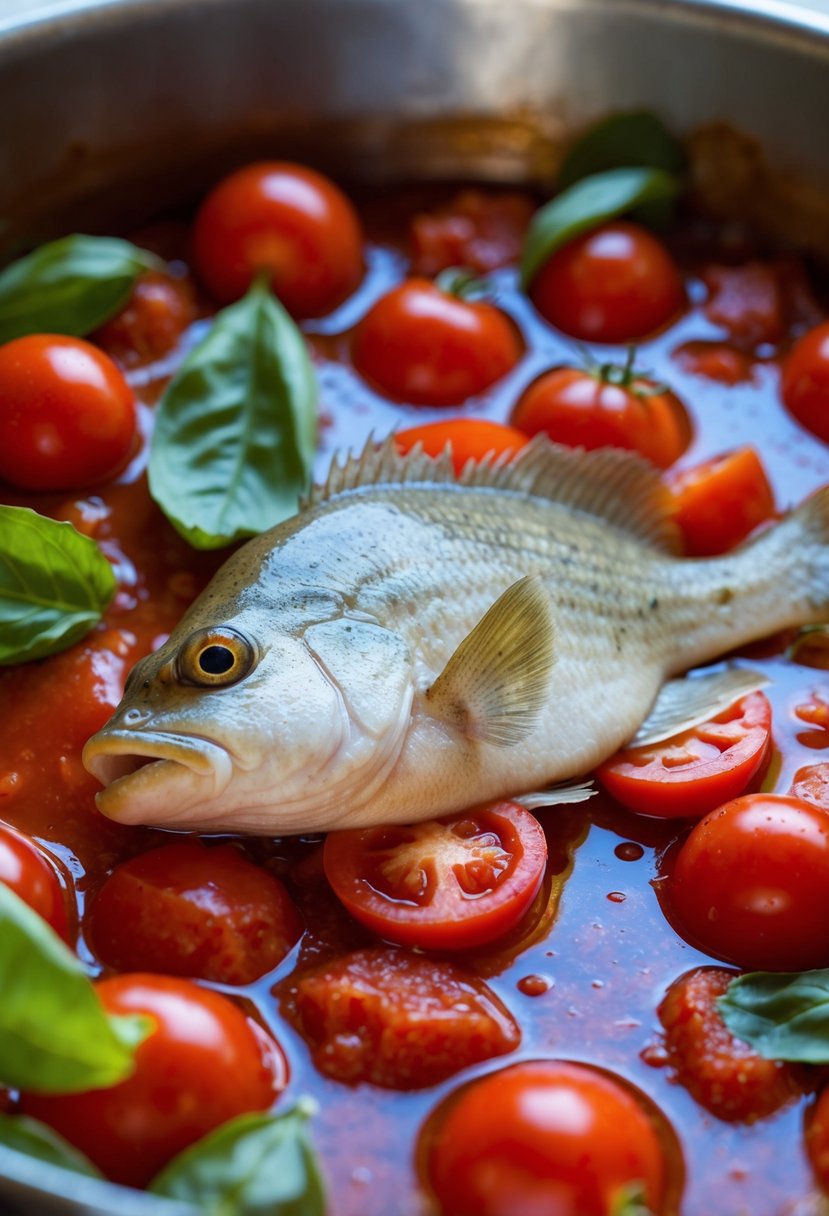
[{"x1": 83, "y1": 612, "x2": 415, "y2": 833}]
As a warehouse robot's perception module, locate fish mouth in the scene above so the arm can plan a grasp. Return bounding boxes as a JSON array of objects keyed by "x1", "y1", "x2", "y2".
[{"x1": 82, "y1": 730, "x2": 234, "y2": 826}]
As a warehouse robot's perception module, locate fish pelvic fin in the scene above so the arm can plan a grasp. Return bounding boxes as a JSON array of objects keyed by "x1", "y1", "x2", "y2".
[
  {"x1": 307, "y1": 434, "x2": 680, "y2": 553},
  {"x1": 514, "y1": 780, "x2": 597, "y2": 810},
  {"x1": 425, "y1": 574, "x2": 555, "y2": 747},
  {"x1": 631, "y1": 667, "x2": 769, "y2": 748}
]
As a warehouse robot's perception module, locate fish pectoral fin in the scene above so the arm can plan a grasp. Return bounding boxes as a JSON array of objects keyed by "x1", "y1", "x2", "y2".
[
  {"x1": 425, "y1": 574, "x2": 555, "y2": 747},
  {"x1": 514, "y1": 779, "x2": 597, "y2": 809},
  {"x1": 631, "y1": 667, "x2": 769, "y2": 748}
]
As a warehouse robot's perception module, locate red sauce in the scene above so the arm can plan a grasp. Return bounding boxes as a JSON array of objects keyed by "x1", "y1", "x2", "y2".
[{"x1": 2, "y1": 184, "x2": 829, "y2": 1215}]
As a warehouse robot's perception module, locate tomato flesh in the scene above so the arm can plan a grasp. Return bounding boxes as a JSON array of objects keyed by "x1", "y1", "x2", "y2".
[
  {"x1": 323, "y1": 801, "x2": 547, "y2": 949},
  {"x1": 665, "y1": 447, "x2": 775, "y2": 556},
  {"x1": 395, "y1": 418, "x2": 529, "y2": 473},
  {"x1": 428, "y1": 1060, "x2": 668, "y2": 1216},
  {"x1": 597, "y1": 692, "x2": 772, "y2": 819}
]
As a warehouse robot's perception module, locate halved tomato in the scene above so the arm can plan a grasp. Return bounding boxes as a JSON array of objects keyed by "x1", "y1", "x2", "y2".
[
  {"x1": 323, "y1": 801, "x2": 547, "y2": 950},
  {"x1": 597, "y1": 692, "x2": 772, "y2": 819}
]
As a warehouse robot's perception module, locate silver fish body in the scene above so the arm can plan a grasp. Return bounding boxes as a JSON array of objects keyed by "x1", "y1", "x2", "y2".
[{"x1": 83, "y1": 439, "x2": 829, "y2": 834}]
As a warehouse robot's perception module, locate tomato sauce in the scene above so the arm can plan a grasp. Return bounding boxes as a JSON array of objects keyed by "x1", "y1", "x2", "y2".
[{"x1": 2, "y1": 183, "x2": 829, "y2": 1215}]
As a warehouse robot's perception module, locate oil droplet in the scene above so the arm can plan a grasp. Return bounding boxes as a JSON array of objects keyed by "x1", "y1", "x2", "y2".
[
  {"x1": 517, "y1": 974, "x2": 553, "y2": 997},
  {"x1": 615, "y1": 842, "x2": 644, "y2": 861},
  {"x1": 607, "y1": 891, "x2": 626, "y2": 903}
]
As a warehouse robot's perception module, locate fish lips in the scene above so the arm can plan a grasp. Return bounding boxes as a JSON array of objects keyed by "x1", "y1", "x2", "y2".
[{"x1": 82, "y1": 729, "x2": 234, "y2": 825}]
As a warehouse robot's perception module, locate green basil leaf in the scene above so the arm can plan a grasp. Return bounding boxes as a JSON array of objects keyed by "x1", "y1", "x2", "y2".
[
  {"x1": 558, "y1": 111, "x2": 685, "y2": 189},
  {"x1": 719, "y1": 968, "x2": 829, "y2": 1062},
  {"x1": 149, "y1": 1106, "x2": 326, "y2": 1216},
  {"x1": 0, "y1": 235, "x2": 160, "y2": 344},
  {"x1": 611, "y1": 1182, "x2": 655, "y2": 1216},
  {"x1": 0, "y1": 506, "x2": 116, "y2": 666},
  {"x1": 520, "y1": 167, "x2": 682, "y2": 290},
  {"x1": 0, "y1": 882, "x2": 151, "y2": 1092},
  {"x1": 149, "y1": 277, "x2": 317, "y2": 550},
  {"x1": 0, "y1": 1114, "x2": 102, "y2": 1178}
]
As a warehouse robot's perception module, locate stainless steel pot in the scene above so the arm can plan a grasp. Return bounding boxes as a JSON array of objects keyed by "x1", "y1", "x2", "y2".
[{"x1": 0, "y1": 0, "x2": 828, "y2": 1212}]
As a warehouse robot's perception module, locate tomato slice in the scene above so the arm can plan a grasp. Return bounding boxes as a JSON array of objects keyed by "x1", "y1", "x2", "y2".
[
  {"x1": 597, "y1": 691, "x2": 772, "y2": 819},
  {"x1": 323, "y1": 801, "x2": 547, "y2": 949},
  {"x1": 665, "y1": 447, "x2": 775, "y2": 556}
]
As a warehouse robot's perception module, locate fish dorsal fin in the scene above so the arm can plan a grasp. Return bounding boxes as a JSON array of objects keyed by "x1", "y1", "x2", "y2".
[
  {"x1": 306, "y1": 434, "x2": 680, "y2": 553},
  {"x1": 425, "y1": 574, "x2": 556, "y2": 747},
  {"x1": 630, "y1": 667, "x2": 769, "y2": 748}
]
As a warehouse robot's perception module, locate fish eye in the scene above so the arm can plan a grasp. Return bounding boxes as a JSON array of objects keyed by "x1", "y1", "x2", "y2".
[{"x1": 176, "y1": 627, "x2": 257, "y2": 689}]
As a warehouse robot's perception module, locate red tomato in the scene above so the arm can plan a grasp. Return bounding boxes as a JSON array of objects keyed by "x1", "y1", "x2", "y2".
[
  {"x1": 673, "y1": 340, "x2": 754, "y2": 385},
  {"x1": 511, "y1": 365, "x2": 690, "y2": 468},
  {"x1": 23, "y1": 974, "x2": 286, "y2": 1187},
  {"x1": 658, "y1": 967, "x2": 802, "y2": 1122},
  {"x1": 192, "y1": 161, "x2": 363, "y2": 316},
  {"x1": 87, "y1": 841, "x2": 302, "y2": 985},
  {"x1": 0, "y1": 335, "x2": 136, "y2": 491},
  {"x1": 0, "y1": 824, "x2": 68, "y2": 938},
  {"x1": 284, "y1": 947, "x2": 519, "y2": 1089},
  {"x1": 93, "y1": 271, "x2": 195, "y2": 366},
  {"x1": 530, "y1": 220, "x2": 684, "y2": 343},
  {"x1": 781, "y1": 320, "x2": 829, "y2": 443},
  {"x1": 669, "y1": 794, "x2": 829, "y2": 970},
  {"x1": 665, "y1": 447, "x2": 775, "y2": 556},
  {"x1": 428, "y1": 1061, "x2": 667, "y2": 1216},
  {"x1": 323, "y1": 801, "x2": 547, "y2": 949},
  {"x1": 351, "y1": 279, "x2": 523, "y2": 406},
  {"x1": 597, "y1": 692, "x2": 772, "y2": 819},
  {"x1": 702, "y1": 262, "x2": 786, "y2": 347},
  {"x1": 395, "y1": 418, "x2": 529, "y2": 473},
  {"x1": 409, "y1": 189, "x2": 535, "y2": 276},
  {"x1": 790, "y1": 763, "x2": 829, "y2": 810}
]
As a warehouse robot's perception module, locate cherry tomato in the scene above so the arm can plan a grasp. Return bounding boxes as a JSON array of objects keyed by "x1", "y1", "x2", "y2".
[
  {"x1": 597, "y1": 692, "x2": 772, "y2": 819},
  {"x1": 530, "y1": 220, "x2": 684, "y2": 343},
  {"x1": 284, "y1": 947, "x2": 519, "y2": 1089},
  {"x1": 428, "y1": 1060, "x2": 668, "y2": 1216},
  {"x1": 665, "y1": 447, "x2": 775, "y2": 556},
  {"x1": 323, "y1": 801, "x2": 547, "y2": 949},
  {"x1": 93, "y1": 271, "x2": 195, "y2": 367},
  {"x1": 409, "y1": 189, "x2": 534, "y2": 276},
  {"x1": 395, "y1": 418, "x2": 529, "y2": 473},
  {"x1": 23, "y1": 974, "x2": 286, "y2": 1187},
  {"x1": 790, "y1": 763, "x2": 829, "y2": 810},
  {"x1": 781, "y1": 321, "x2": 829, "y2": 443},
  {"x1": 0, "y1": 824, "x2": 68, "y2": 938},
  {"x1": 192, "y1": 161, "x2": 363, "y2": 316},
  {"x1": 658, "y1": 967, "x2": 802, "y2": 1122},
  {"x1": 87, "y1": 841, "x2": 302, "y2": 985},
  {"x1": 669, "y1": 794, "x2": 829, "y2": 970},
  {"x1": 351, "y1": 279, "x2": 523, "y2": 406},
  {"x1": 0, "y1": 335, "x2": 136, "y2": 491},
  {"x1": 511, "y1": 365, "x2": 690, "y2": 468}
]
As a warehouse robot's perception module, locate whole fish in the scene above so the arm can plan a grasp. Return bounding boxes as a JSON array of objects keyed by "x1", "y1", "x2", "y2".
[{"x1": 83, "y1": 437, "x2": 829, "y2": 834}]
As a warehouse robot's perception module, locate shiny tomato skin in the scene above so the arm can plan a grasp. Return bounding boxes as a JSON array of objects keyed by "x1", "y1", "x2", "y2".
[
  {"x1": 87, "y1": 841, "x2": 302, "y2": 985},
  {"x1": 669, "y1": 794, "x2": 829, "y2": 970},
  {"x1": 511, "y1": 366, "x2": 690, "y2": 468},
  {"x1": 0, "y1": 824, "x2": 68, "y2": 938},
  {"x1": 428, "y1": 1061, "x2": 667, "y2": 1216},
  {"x1": 531, "y1": 220, "x2": 684, "y2": 343},
  {"x1": 781, "y1": 320, "x2": 829, "y2": 443},
  {"x1": 658, "y1": 967, "x2": 802, "y2": 1122},
  {"x1": 323, "y1": 801, "x2": 547, "y2": 950},
  {"x1": 665, "y1": 447, "x2": 775, "y2": 556},
  {"x1": 351, "y1": 279, "x2": 523, "y2": 406},
  {"x1": 284, "y1": 947, "x2": 519, "y2": 1089},
  {"x1": 597, "y1": 692, "x2": 772, "y2": 819},
  {"x1": 23, "y1": 974, "x2": 286, "y2": 1187},
  {"x1": 192, "y1": 161, "x2": 363, "y2": 316},
  {"x1": 395, "y1": 418, "x2": 529, "y2": 473},
  {"x1": 790, "y1": 763, "x2": 829, "y2": 811},
  {"x1": 0, "y1": 335, "x2": 136, "y2": 491}
]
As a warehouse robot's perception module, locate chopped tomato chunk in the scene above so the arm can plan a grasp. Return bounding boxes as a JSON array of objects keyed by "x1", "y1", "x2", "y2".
[
  {"x1": 409, "y1": 189, "x2": 535, "y2": 276},
  {"x1": 703, "y1": 262, "x2": 786, "y2": 346},
  {"x1": 93, "y1": 271, "x2": 196, "y2": 366},
  {"x1": 395, "y1": 418, "x2": 529, "y2": 473},
  {"x1": 673, "y1": 340, "x2": 754, "y2": 385},
  {"x1": 665, "y1": 447, "x2": 775, "y2": 556},
  {"x1": 283, "y1": 947, "x2": 519, "y2": 1088},
  {"x1": 658, "y1": 967, "x2": 803, "y2": 1122},
  {"x1": 790, "y1": 763, "x2": 829, "y2": 810}
]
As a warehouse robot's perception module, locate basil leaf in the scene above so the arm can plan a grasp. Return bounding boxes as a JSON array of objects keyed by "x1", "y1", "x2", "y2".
[
  {"x1": 150, "y1": 1106, "x2": 326, "y2": 1216},
  {"x1": 611, "y1": 1183, "x2": 655, "y2": 1216},
  {"x1": 719, "y1": 968, "x2": 829, "y2": 1062},
  {"x1": 0, "y1": 1114, "x2": 102, "y2": 1178},
  {"x1": 0, "y1": 882, "x2": 150, "y2": 1092},
  {"x1": 149, "y1": 277, "x2": 317, "y2": 550},
  {"x1": 559, "y1": 111, "x2": 685, "y2": 189},
  {"x1": 0, "y1": 235, "x2": 160, "y2": 344},
  {"x1": 0, "y1": 506, "x2": 116, "y2": 666},
  {"x1": 520, "y1": 167, "x2": 682, "y2": 290}
]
